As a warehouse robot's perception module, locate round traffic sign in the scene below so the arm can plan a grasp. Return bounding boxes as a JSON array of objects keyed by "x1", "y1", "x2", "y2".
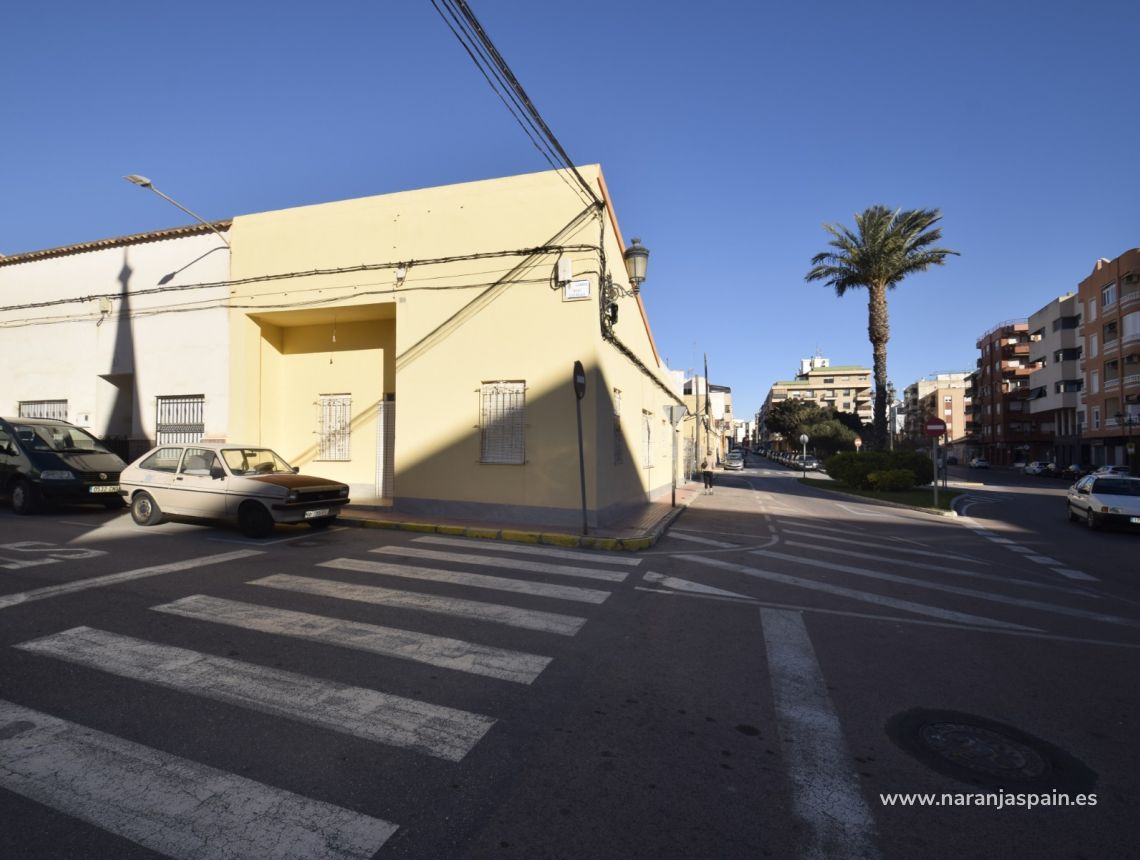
[
  {"x1": 925, "y1": 417, "x2": 947, "y2": 437},
  {"x1": 572, "y1": 360, "x2": 587, "y2": 400}
]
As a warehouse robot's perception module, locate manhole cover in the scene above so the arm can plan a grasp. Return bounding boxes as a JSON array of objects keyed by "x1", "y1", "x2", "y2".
[{"x1": 887, "y1": 709, "x2": 1096, "y2": 792}]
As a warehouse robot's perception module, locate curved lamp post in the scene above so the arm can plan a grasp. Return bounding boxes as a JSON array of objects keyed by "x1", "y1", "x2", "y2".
[{"x1": 123, "y1": 175, "x2": 230, "y2": 248}]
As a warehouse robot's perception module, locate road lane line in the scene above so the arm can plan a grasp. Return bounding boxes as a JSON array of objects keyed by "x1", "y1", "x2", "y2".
[
  {"x1": 780, "y1": 530, "x2": 986, "y2": 564},
  {"x1": 320, "y1": 558, "x2": 611, "y2": 604},
  {"x1": 665, "y1": 532, "x2": 741, "y2": 548},
  {"x1": 0, "y1": 550, "x2": 264, "y2": 611},
  {"x1": 0, "y1": 698, "x2": 397, "y2": 859},
  {"x1": 153, "y1": 595, "x2": 551, "y2": 684},
  {"x1": 371, "y1": 546, "x2": 628, "y2": 583},
  {"x1": 781, "y1": 542, "x2": 1087, "y2": 596},
  {"x1": 254, "y1": 574, "x2": 587, "y2": 636},
  {"x1": 15, "y1": 627, "x2": 494, "y2": 761},
  {"x1": 761, "y1": 609, "x2": 881, "y2": 860},
  {"x1": 752, "y1": 550, "x2": 1140, "y2": 629},
  {"x1": 1050, "y1": 568, "x2": 1099, "y2": 582},
  {"x1": 412, "y1": 535, "x2": 642, "y2": 566},
  {"x1": 643, "y1": 571, "x2": 752, "y2": 598},
  {"x1": 678, "y1": 555, "x2": 1034, "y2": 630}
]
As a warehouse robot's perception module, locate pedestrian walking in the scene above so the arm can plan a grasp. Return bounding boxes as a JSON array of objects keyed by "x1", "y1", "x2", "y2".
[{"x1": 701, "y1": 459, "x2": 713, "y2": 494}]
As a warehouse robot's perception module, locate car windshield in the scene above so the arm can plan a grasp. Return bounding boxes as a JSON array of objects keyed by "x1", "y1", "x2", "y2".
[
  {"x1": 222, "y1": 448, "x2": 295, "y2": 475},
  {"x1": 14, "y1": 423, "x2": 111, "y2": 454},
  {"x1": 1092, "y1": 479, "x2": 1140, "y2": 496}
]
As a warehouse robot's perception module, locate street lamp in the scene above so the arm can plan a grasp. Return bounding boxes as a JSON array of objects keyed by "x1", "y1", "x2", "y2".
[
  {"x1": 800, "y1": 433, "x2": 809, "y2": 478},
  {"x1": 622, "y1": 238, "x2": 649, "y2": 294},
  {"x1": 123, "y1": 174, "x2": 230, "y2": 248},
  {"x1": 602, "y1": 238, "x2": 650, "y2": 337}
]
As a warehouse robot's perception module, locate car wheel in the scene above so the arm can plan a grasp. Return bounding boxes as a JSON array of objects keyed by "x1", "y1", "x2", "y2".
[
  {"x1": 130, "y1": 492, "x2": 163, "y2": 526},
  {"x1": 1085, "y1": 509, "x2": 1099, "y2": 531},
  {"x1": 11, "y1": 479, "x2": 39, "y2": 515},
  {"x1": 307, "y1": 516, "x2": 335, "y2": 530},
  {"x1": 238, "y1": 502, "x2": 275, "y2": 539}
]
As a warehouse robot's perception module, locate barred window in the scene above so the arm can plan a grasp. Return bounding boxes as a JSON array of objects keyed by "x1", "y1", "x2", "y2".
[
  {"x1": 318, "y1": 394, "x2": 352, "y2": 460},
  {"x1": 18, "y1": 400, "x2": 68, "y2": 421},
  {"x1": 480, "y1": 381, "x2": 525, "y2": 464},
  {"x1": 156, "y1": 395, "x2": 205, "y2": 444}
]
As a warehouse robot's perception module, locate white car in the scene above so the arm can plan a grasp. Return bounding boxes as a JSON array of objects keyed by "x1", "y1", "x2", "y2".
[
  {"x1": 1066, "y1": 475, "x2": 1140, "y2": 531},
  {"x1": 120, "y1": 443, "x2": 350, "y2": 537},
  {"x1": 1023, "y1": 461, "x2": 1049, "y2": 476},
  {"x1": 723, "y1": 452, "x2": 745, "y2": 471}
]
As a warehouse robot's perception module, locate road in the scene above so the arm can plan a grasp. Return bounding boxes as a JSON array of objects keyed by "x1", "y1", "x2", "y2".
[{"x1": 0, "y1": 459, "x2": 1137, "y2": 859}]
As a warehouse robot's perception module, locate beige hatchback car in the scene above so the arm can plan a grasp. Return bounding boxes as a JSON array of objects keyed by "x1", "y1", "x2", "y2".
[{"x1": 120, "y1": 443, "x2": 350, "y2": 537}]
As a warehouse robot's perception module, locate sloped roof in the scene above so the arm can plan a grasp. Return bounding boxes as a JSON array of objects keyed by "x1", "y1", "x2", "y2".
[{"x1": 0, "y1": 221, "x2": 232, "y2": 267}]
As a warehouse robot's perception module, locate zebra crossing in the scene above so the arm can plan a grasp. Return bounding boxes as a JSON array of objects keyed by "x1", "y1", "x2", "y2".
[{"x1": 0, "y1": 535, "x2": 640, "y2": 858}]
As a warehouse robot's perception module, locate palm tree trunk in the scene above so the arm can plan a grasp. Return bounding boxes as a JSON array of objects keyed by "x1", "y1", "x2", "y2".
[{"x1": 867, "y1": 283, "x2": 889, "y2": 449}]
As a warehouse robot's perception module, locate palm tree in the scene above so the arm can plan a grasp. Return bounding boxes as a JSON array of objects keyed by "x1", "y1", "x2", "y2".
[{"x1": 806, "y1": 206, "x2": 958, "y2": 449}]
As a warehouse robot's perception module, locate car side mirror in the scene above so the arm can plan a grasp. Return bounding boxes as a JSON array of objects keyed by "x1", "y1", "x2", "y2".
[
  {"x1": 210, "y1": 466, "x2": 226, "y2": 480},
  {"x1": 1078, "y1": 487, "x2": 1090, "y2": 495},
  {"x1": 292, "y1": 466, "x2": 300, "y2": 474}
]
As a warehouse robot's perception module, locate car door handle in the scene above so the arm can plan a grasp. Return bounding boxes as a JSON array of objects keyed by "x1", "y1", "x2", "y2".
[{"x1": 175, "y1": 476, "x2": 184, "y2": 481}]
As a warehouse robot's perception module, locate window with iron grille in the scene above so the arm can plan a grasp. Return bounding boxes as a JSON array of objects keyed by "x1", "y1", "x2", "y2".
[
  {"x1": 18, "y1": 400, "x2": 68, "y2": 421},
  {"x1": 156, "y1": 395, "x2": 205, "y2": 444},
  {"x1": 318, "y1": 394, "x2": 352, "y2": 460},
  {"x1": 480, "y1": 381, "x2": 525, "y2": 464}
]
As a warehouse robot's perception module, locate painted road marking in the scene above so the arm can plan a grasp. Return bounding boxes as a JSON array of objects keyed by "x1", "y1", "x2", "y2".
[
  {"x1": 413, "y1": 535, "x2": 642, "y2": 566},
  {"x1": 371, "y1": 546, "x2": 628, "y2": 583},
  {"x1": 153, "y1": 595, "x2": 551, "y2": 684},
  {"x1": 321, "y1": 558, "x2": 611, "y2": 604},
  {"x1": 666, "y1": 532, "x2": 741, "y2": 548},
  {"x1": 761, "y1": 609, "x2": 881, "y2": 860},
  {"x1": 254, "y1": 574, "x2": 587, "y2": 636},
  {"x1": 752, "y1": 550, "x2": 1139, "y2": 630},
  {"x1": 0, "y1": 550, "x2": 263, "y2": 611},
  {"x1": 643, "y1": 571, "x2": 751, "y2": 598},
  {"x1": 15, "y1": 627, "x2": 493, "y2": 761},
  {"x1": 0, "y1": 698, "x2": 397, "y2": 859},
  {"x1": 781, "y1": 541, "x2": 1086, "y2": 596},
  {"x1": 1050, "y1": 568, "x2": 1099, "y2": 582},
  {"x1": 678, "y1": 555, "x2": 1033, "y2": 631},
  {"x1": 780, "y1": 529, "x2": 985, "y2": 564}
]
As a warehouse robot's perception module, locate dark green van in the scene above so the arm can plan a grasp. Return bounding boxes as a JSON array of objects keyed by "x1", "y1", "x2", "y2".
[{"x1": 0, "y1": 418, "x2": 127, "y2": 514}]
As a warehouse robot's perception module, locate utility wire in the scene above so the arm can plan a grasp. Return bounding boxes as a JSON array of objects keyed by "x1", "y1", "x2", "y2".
[{"x1": 429, "y1": 0, "x2": 601, "y2": 210}]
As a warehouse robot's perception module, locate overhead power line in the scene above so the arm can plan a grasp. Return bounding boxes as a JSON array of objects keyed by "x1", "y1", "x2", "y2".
[{"x1": 429, "y1": 0, "x2": 601, "y2": 211}]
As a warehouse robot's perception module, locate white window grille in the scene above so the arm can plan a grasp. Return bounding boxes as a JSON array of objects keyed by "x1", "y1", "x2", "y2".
[
  {"x1": 318, "y1": 394, "x2": 352, "y2": 460},
  {"x1": 18, "y1": 400, "x2": 68, "y2": 420},
  {"x1": 480, "y1": 381, "x2": 526, "y2": 464},
  {"x1": 156, "y1": 395, "x2": 205, "y2": 444}
]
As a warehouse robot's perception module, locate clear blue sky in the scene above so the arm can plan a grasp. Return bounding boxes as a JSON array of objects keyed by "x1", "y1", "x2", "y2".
[{"x1": 3, "y1": 1, "x2": 1138, "y2": 419}]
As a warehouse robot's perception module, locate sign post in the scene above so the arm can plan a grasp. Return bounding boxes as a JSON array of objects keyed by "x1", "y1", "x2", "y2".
[
  {"x1": 925, "y1": 416, "x2": 948, "y2": 508},
  {"x1": 573, "y1": 361, "x2": 588, "y2": 535}
]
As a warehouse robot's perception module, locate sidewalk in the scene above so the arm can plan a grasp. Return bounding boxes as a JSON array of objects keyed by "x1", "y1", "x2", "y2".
[{"x1": 338, "y1": 482, "x2": 702, "y2": 551}]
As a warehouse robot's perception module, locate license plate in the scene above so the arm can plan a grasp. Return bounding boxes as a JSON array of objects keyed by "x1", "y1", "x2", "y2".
[
  {"x1": 89, "y1": 485, "x2": 120, "y2": 494},
  {"x1": 304, "y1": 509, "x2": 330, "y2": 519}
]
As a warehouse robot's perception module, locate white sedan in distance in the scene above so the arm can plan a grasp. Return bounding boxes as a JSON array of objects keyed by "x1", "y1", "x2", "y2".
[{"x1": 1066, "y1": 474, "x2": 1140, "y2": 531}]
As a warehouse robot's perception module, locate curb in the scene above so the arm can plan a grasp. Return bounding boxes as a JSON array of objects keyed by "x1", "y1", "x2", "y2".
[
  {"x1": 798, "y1": 480, "x2": 961, "y2": 518},
  {"x1": 338, "y1": 492, "x2": 696, "y2": 552}
]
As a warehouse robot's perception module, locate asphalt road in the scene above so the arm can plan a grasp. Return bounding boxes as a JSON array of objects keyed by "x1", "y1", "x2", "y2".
[{"x1": 0, "y1": 460, "x2": 1137, "y2": 859}]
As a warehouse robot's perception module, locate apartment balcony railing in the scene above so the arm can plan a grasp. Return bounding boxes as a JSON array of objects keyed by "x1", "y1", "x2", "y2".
[
  {"x1": 1104, "y1": 337, "x2": 1119, "y2": 350},
  {"x1": 1125, "y1": 373, "x2": 1140, "y2": 388},
  {"x1": 1122, "y1": 288, "x2": 1140, "y2": 310}
]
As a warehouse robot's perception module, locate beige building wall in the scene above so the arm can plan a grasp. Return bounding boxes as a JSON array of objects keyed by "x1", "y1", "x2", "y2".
[{"x1": 226, "y1": 166, "x2": 681, "y2": 526}]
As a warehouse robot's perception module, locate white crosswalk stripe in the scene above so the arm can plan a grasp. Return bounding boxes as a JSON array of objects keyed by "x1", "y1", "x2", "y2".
[
  {"x1": 15, "y1": 626, "x2": 495, "y2": 761},
  {"x1": 413, "y1": 535, "x2": 642, "y2": 566},
  {"x1": 0, "y1": 698, "x2": 398, "y2": 860},
  {"x1": 320, "y1": 557, "x2": 612, "y2": 604},
  {"x1": 153, "y1": 594, "x2": 553, "y2": 684},
  {"x1": 372, "y1": 545, "x2": 630, "y2": 583},
  {"x1": 254, "y1": 573, "x2": 587, "y2": 635}
]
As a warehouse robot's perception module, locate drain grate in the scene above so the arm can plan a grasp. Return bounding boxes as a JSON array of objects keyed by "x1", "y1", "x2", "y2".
[{"x1": 887, "y1": 709, "x2": 1096, "y2": 792}]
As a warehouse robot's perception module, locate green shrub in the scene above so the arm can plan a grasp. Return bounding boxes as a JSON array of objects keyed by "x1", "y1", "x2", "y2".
[
  {"x1": 866, "y1": 469, "x2": 916, "y2": 491},
  {"x1": 825, "y1": 450, "x2": 932, "y2": 489}
]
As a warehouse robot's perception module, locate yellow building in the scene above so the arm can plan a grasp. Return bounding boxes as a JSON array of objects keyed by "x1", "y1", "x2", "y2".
[{"x1": 226, "y1": 166, "x2": 684, "y2": 528}]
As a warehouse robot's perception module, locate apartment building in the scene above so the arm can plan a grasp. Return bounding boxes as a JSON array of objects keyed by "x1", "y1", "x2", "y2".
[
  {"x1": 1027, "y1": 294, "x2": 1083, "y2": 466},
  {"x1": 1077, "y1": 249, "x2": 1140, "y2": 468},
  {"x1": 902, "y1": 372, "x2": 971, "y2": 445},
  {"x1": 971, "y1": 320, "x2": 1048, "y2": 465}
]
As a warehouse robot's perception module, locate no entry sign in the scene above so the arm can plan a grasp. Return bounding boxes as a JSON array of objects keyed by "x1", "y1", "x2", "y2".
[{"x1": 925, "y1": 417, "x2": 947, "y2": 437}]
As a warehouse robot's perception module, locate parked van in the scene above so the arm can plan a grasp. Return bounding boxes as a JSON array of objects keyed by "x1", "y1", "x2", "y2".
[{"x1": 0, "y1": 417, "x2": 127, "y2": 514}]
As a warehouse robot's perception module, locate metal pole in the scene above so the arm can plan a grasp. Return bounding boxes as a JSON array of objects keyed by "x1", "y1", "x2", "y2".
[
  {"x1": 671, "y1": 422, "x2": 679, "y2": 507},
  {"x1": 576, "y1": 395, "x2": 588, "y2": 535},
  {"x1": 932, "y1": 434, "x2": 939, "y2": 509}
]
